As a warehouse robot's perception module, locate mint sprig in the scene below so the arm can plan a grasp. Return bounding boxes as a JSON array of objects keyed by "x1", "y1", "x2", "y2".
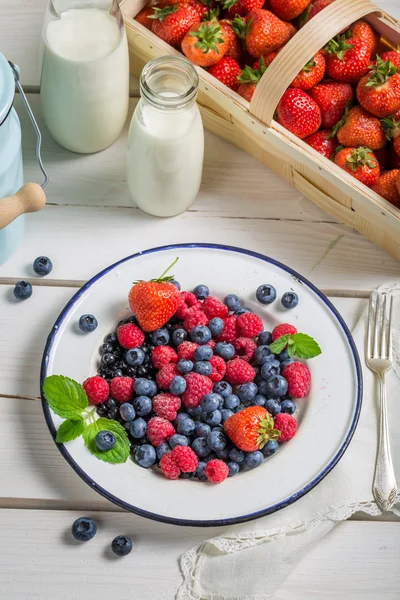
[
  {"x1": 42, "y1": 375, "x2": 88, "y2": 418},
  {"x1": 56, "y1": 417, "x2": 86, "y2": 443},
  {"x1": 269, "y1": 333, "x2": 321, "y2": 359},
  {"x1": 83, "y1": 419, "x2": 130, "y2": 464}
]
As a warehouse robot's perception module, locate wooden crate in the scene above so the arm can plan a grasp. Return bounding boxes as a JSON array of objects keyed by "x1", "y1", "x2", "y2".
[{"x1": 121, "y1": 0, "x2": 400, "y2": 261}]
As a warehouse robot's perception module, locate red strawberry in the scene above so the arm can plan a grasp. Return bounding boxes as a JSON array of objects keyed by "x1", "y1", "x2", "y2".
[
  {"x1": 396, "y1": 174, "x2": 400, "y2": 205},
  {"x1": 135, "y1": 6, "x2": 156, "y2": 30},
  {"x1": 245, "y1": 9, "x2": 296, "y2": 58},
  {"x1": 276, "y1": 89, "x2": 321, "y2": 139},
  {"x1": 309, "y1": 81, "x2": 353, "y2": 128},
  {"x1": 220, "y1": 19, "x2": 243, "y2": 62},
  {"x1": 334, "y1": 147, "x2": 380, "y2": 187},
  {"x1": 150, "y1": 3, "x2": 200, "y2": 48},
  {"x1": 189, "y1": 0, "x2": 210, "y2": 20},
  {"x1": 252, "y1": 49, "x2": 281, "y2": 70},
  {"x1": 304, "y1": 129, "x2": 337, "y2": 160},
  {"x1": 182, "y1": 20, "x2": 229, "y2": 67},
  {"x1": 380, "y1": 51, "x2": 400, "y2": 71},
  {"x1": 221, "y1": 0, "x2": 263, "y2": 17},
  {"x1": 304, "y1": 0, "x2": 335, "y2": 22},
  {"x1": 224, "y1": 406, "x2": 280, "y2": 452},
  {"x1": 290, "y1": 51, "x2": 326, "y2": 91},
  {"x1": 325, "y1": 35, "x2": 370, "y2": 83},
  {"x1": 236, "y1": 57, "x2": 267, "y2": 101},
  {"x1": 269, "y1": 0, "x2": 312, "y2": 21},
  {"x1": 208, "y1": 57, "x2": 242, "y2": 90},
  {"x1": 357, "y1": 55, "x2": 400, "y2": 118},
  {"x1": 371, "y1": 169, "x2": 400, "y2": 206},
  {"x1": 128, "y1": 259, "x2": 182, "y2": 332},
  {"x1": 334, "y1": 106, "x2": 386, "y2": 151},
  {"x1": 348, "y1": 20, "x2": 379, "y2": 58}
]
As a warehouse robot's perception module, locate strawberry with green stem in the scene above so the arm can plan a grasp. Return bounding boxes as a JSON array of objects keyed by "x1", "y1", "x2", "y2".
[
  {"x1": 182, "y1": 20, "x2": 228, "y2": 66},
  {"x1": 332, "y1": 105, "x2": 386, "y2": 151},
  {"x1": 236, "y1": 56, "x2": 266, "y2": 101},
  {"x1": 325, "y1": 34, "x2": 370, "y2": 83},
  {"x1": 245, "y1": 9, "x2": 297, "y2": 58},
  {"x1": 381, "y1": 114, "x2": 400, "y2": 158},
  {"x1": 334, "y1": 146, "x2": 380, "y2": 187},
  {"x1": 224, "y1": 406, "x2": 281, "y2": 452},
  {"x1": 309, "y1": 81, "x2": 353, "y2": 128},
  {"x1": 304, "y1": 129, "x2": 337, "y2": 160},
  {"x1": 371, "y1": 170, "x2": 400, "y2": 205},
  {"x1": 269, "y1": 0, "x2": 312, "y2": 21},
  {"x1": 357, "y1": 55, "x2": 400, "y2": 118},
  {"x1": 149, "y1": 3, "x2": 200, "y2": 48},
  {"x1": 208, "y1": 56, "x2": 242, "y2": 89},
  {"x1": 290, "y1": 51, "x2": 326, "y2": 91}
]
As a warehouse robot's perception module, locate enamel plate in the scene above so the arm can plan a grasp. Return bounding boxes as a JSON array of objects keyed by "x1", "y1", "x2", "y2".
[{"x1": 41, "y1": 244, "x2": 362, "y2": 527}]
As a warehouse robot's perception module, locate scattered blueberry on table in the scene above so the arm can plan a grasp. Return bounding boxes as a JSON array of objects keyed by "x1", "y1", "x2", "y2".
[
  {"x1": 13, "y1": 280, "x2": 32, "y2": 300},
  {"x1": 71, "y1": 517, "x2": 97, "y2": 542},
  {"x1": 111, "y1": 535, "x2": 133, "y2": 556},
  {"x1": 33, "y1": 255, "x2": 53, "y2": 276}
]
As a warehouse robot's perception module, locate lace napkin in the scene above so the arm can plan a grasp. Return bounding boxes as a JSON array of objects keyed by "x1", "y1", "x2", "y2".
[{"x1": 177, "y1": 282, "x2": 400, "y2": 600}]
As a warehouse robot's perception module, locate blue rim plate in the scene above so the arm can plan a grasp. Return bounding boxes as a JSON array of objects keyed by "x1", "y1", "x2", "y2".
[{"x1": 41, "y1": 243, "x2": 362, "y2": 527}]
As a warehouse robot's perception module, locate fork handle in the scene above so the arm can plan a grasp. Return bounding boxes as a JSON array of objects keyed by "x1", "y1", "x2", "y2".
[{"x1": 373, "y1": 374, "x2": 398, "y2": 511}]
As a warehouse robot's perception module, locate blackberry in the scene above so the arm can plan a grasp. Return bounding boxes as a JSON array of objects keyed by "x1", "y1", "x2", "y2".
[
  {"x1": 113, "y1": 349, "x2": 122, "y2": 359},
  {"x1": 96, "y1": 405, "x2": 108, "y2": 417},
  {"x1": 100, "y1": 343, "x2": 113, "y2": 355},
  {"x1": 126, "y1": 367, "x2": 137, "y2": 378},
  {"x1": 102, "y1": 353, "x2": 115, "y2": 366},
  {"x1": 107, "y1": 407, "x2": 118, "y2": 419},
  {"x1": 105, "y1": 332, "x2": 117, "y2": 344},
  {"x1": 105, "y1": 399, "x2": 117, "y2": 409},
  {"x1": 112, "y1": 369, "x2": 123, "y2": 378}
]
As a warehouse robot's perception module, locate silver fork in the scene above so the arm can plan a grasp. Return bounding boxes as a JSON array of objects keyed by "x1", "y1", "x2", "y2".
[{"x1": 366, "y1": 292, "x2": 397, "y2": 511}]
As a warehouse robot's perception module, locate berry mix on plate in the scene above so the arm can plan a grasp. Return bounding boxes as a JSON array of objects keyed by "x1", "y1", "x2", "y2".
[
  {"x1": 132, "y1": 0, "x2": 400, "y2": 209},
  {"x1": 43, "y1": 260, "x2": 321, "y2": 484}
]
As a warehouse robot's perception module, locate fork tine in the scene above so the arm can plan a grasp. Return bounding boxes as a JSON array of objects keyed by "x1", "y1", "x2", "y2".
[
  {"x1": 388, "y1": 295, "x2": 394, "y2": 361},
  {"x1": 367, "y1": 292, "x2": 375, "y2": 359},
  {"x1": 381, "y1": 294, "x2": 388, "y2": 359},
  {"x1": 373, "y1": 292, "x2": 382, "y2": 358}
]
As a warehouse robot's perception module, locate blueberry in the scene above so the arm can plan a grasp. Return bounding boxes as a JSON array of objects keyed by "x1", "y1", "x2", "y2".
[
  {"x1": 132, "y1": 395, "x2": 152, "y2": 416},
  {"x1": 277, "y1": 348, "x2": 289, "y2": 362},
  {"x1": 169, "y1": 375, "x2": 187, "y2": 395},
  {"x1": 201, "y1": 393, "x2": 222, "y2": 413},
  {"x1": 180, "y1": 472, "x2": 193, "y2": 479},
  {"x1": 100, "y1": 343, "x2": 114, "y2": 355},
  {"x1": 238, "y1": 382, "x2": 258, "y2": 403},
  {"x1": 252, "y1": 394, "x2": 266, "y2": 406},
  {"x1": 215, "y1": 342, "x2": 235, "y2": 360},
  {"x1": 135, "y1": 444, "x2": 156, "y2": 468},
  {"x1": 195, "y1": 461, "x2": 207, "y2": 480},
  {"x1": 261, "y1": 359, "x2": 281, "y2": 380},
  {"x1": 195, "y1": 422, "x2": 211, "y2": 438},
  {"x1": 119, "y1": 403, "x2": 135, "y2": 421},
  {"x1": 172, "y1": 328, "x2": 187, "y2": 346},
  {"x1": 222, "y1": 394, "x2": 239, "y2": 411},
  {"x1": 111, "y1": 535, "x2": 133, "y2": 556},
  {"x1": 191, "y1": 326, "x2": 211, "y2": 345},
  {"x1": 105, "y1": 398, "x2": 116, "y2": 409},
  {"x1": 151, "y1": 328, "x2": 170, "y2": 346},
  {"x1": 194, "y1": 345, "x2": 213, "y2": 361},
  {"x1": 175, "y1": 412, "x2": 190, "y2": 425},
  {"x1": 227, "y1": 461, "x2": 240, "y2": 477},
  {"x1": 170, "y1": 279, "x2": 181, "y2": 290},
  {"x1": 220, "y1": 408, "x2": 234, "y2": 422},
  {"x1": 194, "y1": 361, "x2": 212, "y2": 376},
  {"x1": 192, "y1": 437, "x2": 211, "y2": 458},
  {"x1": 187, "y1": 405, "x2": 203, "y2": 417},
  {"x1": 213, "y1": 381, "x2": 232, "y2": 397},
  {"x1": 33, "y1": 256, "x2": 53, "y2": 276},
  {"x1": 193, "y1": 284, "x2": 210, "y2": 300},
  {"x1": 266, "y1": 375, "x2": 288, "y2": 398},
  {"x1": 204, "y1": 409, "x2": 222, "y2": 427},
  {"x1": 71, "y1": 517, "x2": 97, "y2": 542},
  {"x1": 244, "y1": 451, "x2": 264, "y2": 469},
  {"x1": 254, "y1": 345, "x2": 273, "y2": 365},
  {"x1": 208, "y1": 317, "x2": 224, "y2": 336},
  {"x1": 281, "y1": 292, "x2": 299, "y2": 309},
  {"x1": 261, "y1": 440, "x2": 279, "y2": 457},
  {"x1": 125, "y1": 348, "x2": 145, "y2": 366},
  {"x1": 281, "y1": 359, "x2": 294, "y2": 370},
  {"x1": 156, "y1": 442, "x2": 170, "y2": 460},
  {"x1": 281, "y1": 399, "x2": 296, "y2": 414},
  {"x1": 224, "y1": 294, "x2": 241, "y2": 312},
  {"x1": 229, "y1": 448, "x2": 245, "y2": 463},
  {"x1": 170, "y1": 434, "x2": 189, "y2": 448},
  {"x1": 265, "y1": 398, "x2": 281, "y2": 416},
  {"x1": 177, "y1": 416, "x2": 195, "y2": 436},
  {"x1": 235, "y1": 307, "x2": 251, "y2": 315},
  {"x1": 256, "y1": 284, "x2": 277, "y2": 305},
  {"x1": 257, "y1": 331, "x2": 272, "y2": 346},
  {"x1": 207, "y1": 430, "x2": 227, "y2": 451},
  {"x1": 129, "y1": 418, "x2": 147, "y2": 439},
  {"x1": 177, "y1": 359, "x2": 193, "y2": 374},
  {"x1": 78, "y1": 314, "x2": 98, "y2": 332},
  {"x1": 95, "y1": 430, "x2": 116, "y2": 451},
  {"x1": 212, "y1": 426, "x2": 224, "y2": 433},
  {"x1": 134, "y1": 378, "x2": 157, "y2": 397},
  {"x1": 215, "y1": 448, "x2": 229, "y2": 461}
]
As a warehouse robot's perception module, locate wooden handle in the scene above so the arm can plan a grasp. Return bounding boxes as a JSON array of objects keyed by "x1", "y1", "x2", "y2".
[
  {"x1": 0, "y1": 183, "x2": 46, "y2": 230},
  {"x1": 250, "y1": 0, "x2": 381, "y2": 126}
]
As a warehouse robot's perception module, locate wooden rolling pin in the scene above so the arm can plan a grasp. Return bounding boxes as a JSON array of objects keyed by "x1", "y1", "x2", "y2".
[{"x1": 0, "y1": 183, "x2": 46, "y2": 230}]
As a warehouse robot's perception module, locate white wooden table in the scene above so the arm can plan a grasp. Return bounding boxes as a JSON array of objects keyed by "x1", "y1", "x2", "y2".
[{"x1": 1, "y1": 1, "x2": 400, "y2": 598}]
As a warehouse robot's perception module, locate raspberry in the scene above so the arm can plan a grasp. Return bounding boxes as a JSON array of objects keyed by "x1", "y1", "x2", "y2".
[
  {"x1": 237, "y1": 313, "x2": 263, "y2": 338},
  {"x1": 215, "y1": 315, "x2": 238, "y2": 342},
  {"x1": 151, "y1": 345, "x2": 178, "y2": 369},
  {"x1": 225, "y1": 358, "x2": 256, "y2": 385},
  {"x1": 117, "y1": 323, "x2": 145, "y2": 349},
  {"x1": 202, "y1": 296, "x2": 229, "y2": 319},
  {"x1": 204, "y1": 459, "x2": 229, "y2": 483},
  {"x1": 233, "y1": 337, "x2": 257, "y2": 362},
  {"x1": 160, "y1": 453, "x2": 181, "y2": 480},
  {"x1": 274, "y1": 413, "x2": 297, "y2": 442},
  {"x1": 282, "y1": 362, "x2": 311, "y2": 398},
  {"x1": 110, "y1": 377, "x2": 134, "y2": 402},
  {"x1": 175, "y1": 292, "x2": 201, "y2": 319},
  {"x1": 177, "y1": 341, "x2": 199, "y2": 361},
  {"x1": 209, "y1": 355, "x2": 226, "y2": 382},
  {"x1": 272, "y1": 323, "x2": 297, "y2": 341},
  {"x1": 183, "y1": 307, "x2": 209, "y2": 332},
  {"x1": 152, "y1": 393, "x2": 181, "y2": 420},
  {"x1": 182, "y1": 372, "x2": 213, "y2": 408},
  {"x1": 207, "y1": 339, "x2": 216, "y2": 349},
  {"x1": 170, "y1": 445, "x2": 198, "y2": 472},
  {"x1": 156, "y1": 363, "x2": 179, "y2": 389},
  {"x1": 147, "y1": 416, "x2": 175, "y2": 447},
  {"x1": 82, "y1": 376, "x2": 109, "y2": 405}
]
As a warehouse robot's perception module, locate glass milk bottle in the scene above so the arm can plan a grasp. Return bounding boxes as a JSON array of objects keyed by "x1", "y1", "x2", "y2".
[
  {"x1": 127, "y1": 56, "x2": 204, "y2": 217},
  {"x1": 40, "y1": 0, "x2": 129, "y2": 153}
]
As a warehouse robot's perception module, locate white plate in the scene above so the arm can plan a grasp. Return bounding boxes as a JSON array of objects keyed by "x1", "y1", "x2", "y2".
[{"x1": 41, "y1": 244, "x2": 362, "y2": 527}]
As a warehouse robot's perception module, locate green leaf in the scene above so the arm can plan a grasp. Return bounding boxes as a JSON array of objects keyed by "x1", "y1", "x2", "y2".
[
  {"x1": 268, "y1": 335, "x2": 290, "y2": 354},
  {"x1": 290, "y1": 333, "x2": 322, "y2": 359},
  {"x1": 82, "y1": 418, "x2": 130, "y2": 464},
  {"x1": 42, "y1": 375, "x2": 88, "y2": 419},
  {"x1": 56, "y1": 417, "x2": 86, "y2": 443}
]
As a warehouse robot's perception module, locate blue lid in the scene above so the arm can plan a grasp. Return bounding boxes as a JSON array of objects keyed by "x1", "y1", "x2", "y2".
[{"x1": 0, "y1": 53, "x2": 15, "y2": 125}]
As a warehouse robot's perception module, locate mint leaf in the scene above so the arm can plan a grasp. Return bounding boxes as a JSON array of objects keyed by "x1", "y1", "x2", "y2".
[
  {"x1": 268, "y1": 335, "x2": 290, "y2": 354},
  {"x1": 82, "y1": 418, "x2": 130, "y2": 464},
  {"x1": 43, "y1": 375, "x2": 88, "y2": 418},
  {"x1": 290, "y1": 333, "x2": 321, "y2": 359},
  {"x1": 56, "y1": 417, "x2": 86, "y2": 443}
]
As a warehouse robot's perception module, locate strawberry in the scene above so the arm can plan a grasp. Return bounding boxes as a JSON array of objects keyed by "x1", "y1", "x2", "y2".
[
  {"x1": 208, "y1": 56, "x2": 242, "y2": 89},
  {"x1": 269, "y1": 0, "x2": 312, "y2": 21},
  {"x1": 224, "y1": 406, "x2": 280, "y2": 452},
  {"x1": 128, "y1": 258, "x2": 182, "y2": 332},
  {"x1": 347, "y1": 20, "x2": 379, "y2": 58},
  {"x1": 276, "y1": 88, "x2": 321, "y2": 139},
  {"x1": 325, "y1": 35, "x2": 370, "y2": 83},
  {"x1": 304, "y1": 129, "x2": 337, "y2": 160},
  {"x1": 357, "y1": 55, "x2": 400, "y2": 118},
  {"x1": 334, "y1": 147, "x2": 380, "y2": 187},
  {"x1": 381, "y1": 115, "x2": 400, "y2": 158},
  {"x1": 371, "y1": 170, "x2": 400, "y2": 205},
  {"x1": 150, "y1": 3, "x2": 200, "y2": 48},
  {"x1": 189, "y1": 0, "x2": 211, "y2": 20},
  {"x1": 380, "y1": 51, "x2": 400, "y2": 71},
  {"x1": 252, "y1": 49, "x2": 281, "y2": 70},
  {"x1": 182, "y1": 20, "x2": 228, "y2": 66},
  {"x1": 245, "y1": 9, "x2": 296, "y2": 59},
  {"x1": 391, "y1": 143, "x2": 400, "y2": 168},
  {"x1": 303, "y1": 0, "x2": 335, "y2": 23},
  {"x1": 290, "y1": 51, "x2": 326, "y2": 91},
  {"x1": 221, "y1": 0, "x2": 263, "y2": 17},
  {"x1": 309, "y1": 81, "x2": 353, "y2": 128},
  {"x1": 220, "y1": 19, "x2": 243, "y2": 62},
  {"x1": 236, "y1": 57, "x2": 266, "y2": 101},
  {"x1": 396, "y1": 174, "x2": 400, "y2": 204},
  {"x1": 135, "y1": 6, "x2": 156, "y2": 30},
  {"x1": 333, "y1": 105, "x2": 386, "y2": 151}
]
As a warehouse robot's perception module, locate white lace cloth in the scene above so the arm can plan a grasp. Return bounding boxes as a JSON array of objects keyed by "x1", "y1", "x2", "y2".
[{"x1": 177, "y1": 282, "x2": 400, "y2": 600}]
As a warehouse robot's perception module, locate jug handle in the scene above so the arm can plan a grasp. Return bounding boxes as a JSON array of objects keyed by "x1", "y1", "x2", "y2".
[{"x1": 0, "y1": 183, "x2": 46, "y2": 230}]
